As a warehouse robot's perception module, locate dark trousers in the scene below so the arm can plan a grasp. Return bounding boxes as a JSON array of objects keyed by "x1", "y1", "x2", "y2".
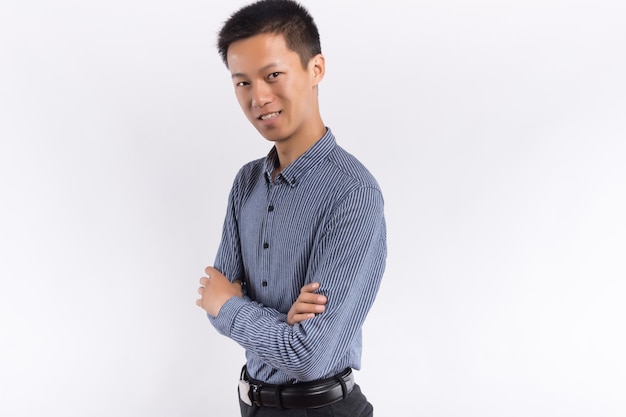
[{"x1": 238, "y1": 383, "x2": 373, "y2": 417}]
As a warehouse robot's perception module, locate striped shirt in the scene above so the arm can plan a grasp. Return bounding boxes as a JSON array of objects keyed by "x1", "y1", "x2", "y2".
[{"x1": 209, "y1": 128, "x2": 387, "y2": 384}]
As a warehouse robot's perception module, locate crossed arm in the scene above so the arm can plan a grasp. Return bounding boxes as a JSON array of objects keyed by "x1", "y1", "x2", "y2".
[{"x1": 196, "y1": 266, "x2": 327, "y2": 325}]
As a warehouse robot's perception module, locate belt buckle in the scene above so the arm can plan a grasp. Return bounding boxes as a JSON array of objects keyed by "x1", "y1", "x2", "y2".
[
  {"x1": 238, "y1": 380, "x2": 253, "y2": 406},
  {"x1": 238, "y1": 379, "x2": 264, "y2": 407}
]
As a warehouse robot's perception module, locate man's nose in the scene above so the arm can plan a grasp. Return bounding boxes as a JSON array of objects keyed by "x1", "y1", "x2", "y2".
[{"x1": 251, "y1": 81, "x2": 272, "y2": 108}]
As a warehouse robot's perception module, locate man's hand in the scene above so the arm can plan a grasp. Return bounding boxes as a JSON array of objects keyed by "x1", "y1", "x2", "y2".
[
  {"x1": 196, "y1": 266, "x2": 242, "y2": 317},
  {"x1": 287, "y1": 282, "x2": 327, "y2": 325}
]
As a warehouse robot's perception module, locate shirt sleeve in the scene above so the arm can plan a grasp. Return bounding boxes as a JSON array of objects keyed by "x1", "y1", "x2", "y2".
[
  {"x1": 213, "y1": 167, "x2": 247, "y2": 283},
  {"x1": 209, "y1": 185, "x2": 387, "y2": 381}
]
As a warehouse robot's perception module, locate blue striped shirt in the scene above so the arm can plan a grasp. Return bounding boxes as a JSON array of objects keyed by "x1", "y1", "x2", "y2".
[{"x1": 209, "y1": 128, "x2": 386, "y2": 384}]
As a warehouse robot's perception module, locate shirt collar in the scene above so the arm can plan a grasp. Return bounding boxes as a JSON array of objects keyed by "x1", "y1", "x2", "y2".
[{"x1": 263, "y1": 128, "x2": 336, "y2": 187}]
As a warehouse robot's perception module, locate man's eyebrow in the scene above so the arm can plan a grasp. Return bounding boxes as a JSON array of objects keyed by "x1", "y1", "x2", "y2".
[{"x1": 231, "y1": 63, "x2": 280, "y2": 79}]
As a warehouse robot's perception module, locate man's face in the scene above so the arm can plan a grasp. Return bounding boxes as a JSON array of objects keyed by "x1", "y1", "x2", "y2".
[{"x1": 227, "y1": 33, "x2": 323, "y2": 144}]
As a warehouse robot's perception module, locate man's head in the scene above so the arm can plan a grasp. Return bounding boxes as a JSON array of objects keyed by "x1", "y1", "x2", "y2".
[
  {"x1": 217, "y1": 0, "x2": 321, "y2": 69},
  {"x1": 217, "y1": 0, "x2": 327, "y2": 147}
]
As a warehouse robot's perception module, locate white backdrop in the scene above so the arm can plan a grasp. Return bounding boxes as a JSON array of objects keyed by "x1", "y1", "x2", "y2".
[{"x1": 1, "y1": 0, "x2": 625, "y2": 416}]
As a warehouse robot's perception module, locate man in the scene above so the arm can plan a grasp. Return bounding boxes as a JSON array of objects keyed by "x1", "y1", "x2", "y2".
[{"x1": 196, "y1": 1, "x2": 386, "y2": 415}]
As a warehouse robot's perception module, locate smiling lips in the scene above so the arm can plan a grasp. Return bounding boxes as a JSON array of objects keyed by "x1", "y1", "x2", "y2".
[{"x1": 259, "y1": 111, "x2": 281, "y2": 120}]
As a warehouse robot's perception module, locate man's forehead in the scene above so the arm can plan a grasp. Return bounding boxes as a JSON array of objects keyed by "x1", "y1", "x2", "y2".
[{"x1": 227, "y1": 40, "x2": 301, "y2": 75}]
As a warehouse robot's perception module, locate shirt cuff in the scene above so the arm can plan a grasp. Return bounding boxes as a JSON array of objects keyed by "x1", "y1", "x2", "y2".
[{"x1": 207, "y1": 296, "x2": 248, "y2": 337}]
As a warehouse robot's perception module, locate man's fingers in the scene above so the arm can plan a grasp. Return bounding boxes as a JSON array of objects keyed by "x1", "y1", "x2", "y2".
[
  {"x1": 196, "y1": 275, "x2": 207, "y2": 308},
  {"x1": 297, "y1": 292, "x2": 327, "y2": 305},
  {"x1": 299, "y1": 283, "x2": 326, "y2": 303},
  {"x1": 292, "y1": 299, "x2": 326, "y2": 314},
  {"x1": 288, "y1": 312, "x2": 315, "y2": 326},
  {"x1": 292, "y1": 313, "x2": 315, "y2": 322},
  {"x1": 295, "y1": 305, "x2": 325, "y2": 314},
  {"x1": 300, "y1": 282, "x2": 320, "y2": 294}
]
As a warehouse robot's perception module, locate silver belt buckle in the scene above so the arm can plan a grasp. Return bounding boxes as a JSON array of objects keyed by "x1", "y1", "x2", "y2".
[{"x1": 238, "y1": 379, "x2": 253, "y2": 406}]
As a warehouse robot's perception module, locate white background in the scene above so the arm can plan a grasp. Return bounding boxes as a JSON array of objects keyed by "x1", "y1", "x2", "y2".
[{"x1": 1, "y1": 0, "x2": 625, "y2": 416}]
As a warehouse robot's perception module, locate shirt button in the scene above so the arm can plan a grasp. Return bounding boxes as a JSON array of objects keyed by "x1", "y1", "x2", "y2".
[
  {"x1": 263, "y1": 243, "x2": 269, "y2": 249},
  {"x1": 262, "y1": 281, "x2": 268, "y2": 287},
  {"x1": 268, "y1": 205, "x2": 274, "y2": 212},
  {"x1": 290, "y1": 179, "x2": 297, "y2": 185}
]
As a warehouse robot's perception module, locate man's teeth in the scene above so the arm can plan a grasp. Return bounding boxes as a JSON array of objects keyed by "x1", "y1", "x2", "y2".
[{"x1": 260, "y1": 112, "x2": 280, "y2": 120}]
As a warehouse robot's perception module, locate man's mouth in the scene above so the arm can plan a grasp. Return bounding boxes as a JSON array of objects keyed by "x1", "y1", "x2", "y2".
[{"x1": 259, "y1": 111, "x2": 281, "y2": 120}]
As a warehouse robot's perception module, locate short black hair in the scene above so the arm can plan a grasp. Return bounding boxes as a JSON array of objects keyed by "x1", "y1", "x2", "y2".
[{"x1": 217, "y1": 0, "x2": 322, "y2": 69}]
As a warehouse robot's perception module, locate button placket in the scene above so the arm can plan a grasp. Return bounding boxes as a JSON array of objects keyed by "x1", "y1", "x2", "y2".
[{"x1": 260, "y1": 183, "x2": 276, "y2": 290}]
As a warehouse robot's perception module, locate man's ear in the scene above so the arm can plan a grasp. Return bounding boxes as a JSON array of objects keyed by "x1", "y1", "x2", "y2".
[{"x1": 310, "y1": 54, "x2": 325, "y2": 86}]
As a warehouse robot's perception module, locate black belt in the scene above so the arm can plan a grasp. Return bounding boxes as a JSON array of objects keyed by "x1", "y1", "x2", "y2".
[{"x1": 240, "y1": 366, "x2": 354, "y2": 409}]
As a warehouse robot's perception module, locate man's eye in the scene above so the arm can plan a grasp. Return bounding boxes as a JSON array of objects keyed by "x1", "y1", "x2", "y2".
[
  {"x1": 268, "y1": 72, "x2": 281, "y2": 79},
  {"x1": 236, "y1": 81, "x2": 249, "y2": 87}
]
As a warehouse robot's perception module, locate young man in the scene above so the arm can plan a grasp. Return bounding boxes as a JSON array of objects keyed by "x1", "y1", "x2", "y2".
[{"x1": 196, "y1": 1, "x2": 386, "y2": 415}]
